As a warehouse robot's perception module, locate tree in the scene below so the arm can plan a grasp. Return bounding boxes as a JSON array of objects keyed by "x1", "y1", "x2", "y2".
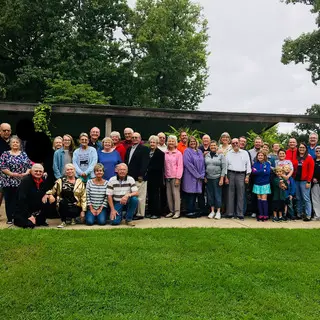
[
  {"x1": 44, "y1": 80, "x2": 110, "y2": 105},
  {"x1": 281, "y1": 0, "x2": 320, "y2": 83},
  {"x1": 295, "y1": 104, "x2": 320, "y2": 134},
  {"x1": 33, "y1": 79, "x2": 110, "y2": 136},
  {"x1": 129, "y1": 0, "x2": 209, "y2": 110},
  {"x1": 0, "y1": 73, "x2": 5, "y2": 99},
  {"x1": 0, "y1": 0, "x2": 132, "y2": 103}
]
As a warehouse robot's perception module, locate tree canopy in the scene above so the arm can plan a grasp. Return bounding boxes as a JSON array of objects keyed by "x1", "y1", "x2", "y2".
[
  {"x1": 281, "y1": 0, "x2": 320, "y2": 83},
  {"x1": 0, "y1": 0, "x2": 209, "y2": 110}
]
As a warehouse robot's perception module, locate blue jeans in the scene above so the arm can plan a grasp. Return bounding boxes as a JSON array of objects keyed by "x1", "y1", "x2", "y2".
[
  {"x1": 206, "y1": 178, "x2": 222, "y2": 208},
  {"x1": 86, "y1": 208, "x2": 107, "y2": 225},
  {"x1": 110, "y1": 196, "x2": 138, "y2": 225},
  {"x1": 295, "y1": 181, "x2": 311, "y2": 217}
]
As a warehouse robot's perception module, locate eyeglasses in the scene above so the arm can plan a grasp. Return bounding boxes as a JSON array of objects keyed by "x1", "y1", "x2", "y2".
[
  {"x1": 316, "y1": 150, "x2": 320, "y2": 153},
  {"x1": 232, "y1": 142, "x2": 239, "y2": 145},
  {"x1": 132, "y1": 137, "x2": 139, "y2": 139}
]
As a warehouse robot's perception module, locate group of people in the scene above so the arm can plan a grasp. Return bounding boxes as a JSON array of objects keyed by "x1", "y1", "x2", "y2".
[{"x1": 0, "y1": 121, "x2": 320, "y2": 228}]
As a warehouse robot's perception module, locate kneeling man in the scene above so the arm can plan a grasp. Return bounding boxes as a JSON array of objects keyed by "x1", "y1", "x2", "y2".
[
  {"x1": 14, "y1": 163, "x2": 53, "y2": 228},
  {"x1": 107, "y1": 163, "x2": 139, "y2": 226}
]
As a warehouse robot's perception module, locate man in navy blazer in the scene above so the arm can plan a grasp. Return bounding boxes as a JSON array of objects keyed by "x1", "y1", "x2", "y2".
[{"x1": 125, "y1": 132, "x2": 150, "y2": 219}]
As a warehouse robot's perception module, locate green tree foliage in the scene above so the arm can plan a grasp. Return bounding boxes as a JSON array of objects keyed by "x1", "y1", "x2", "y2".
[
  {"x1": 44, "y1": 80, "x2": 110, "y2": 104},
  {"x1": 281, "y1": 0, "x2": 320, "y2": 83},
  {"x1": 295, "y1": 104, "x2": 320, "y2": 133},
  {"x1": 129, "y1": 0, "x2": 209, "y2": 110},
  {"x1": 0, "y1": 0, "x2": 132, "y2": 103},
  {"x1": 0, "y1": 73, "x2": 6, "y2": 99},
  {"x1": 1, "y1": 0, "x2": 209, "y2": 110},
  {"x1": 33, "y1": 80, "x2": 110, "y2": 136},
  {"x1": 33, "y1": 104, "x2": 52, "y2": 137}
]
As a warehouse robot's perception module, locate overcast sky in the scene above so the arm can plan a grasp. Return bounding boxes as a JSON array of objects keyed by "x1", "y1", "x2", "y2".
[{"x1": 128, "y1": 0, "x2": 319, "y2": 132}]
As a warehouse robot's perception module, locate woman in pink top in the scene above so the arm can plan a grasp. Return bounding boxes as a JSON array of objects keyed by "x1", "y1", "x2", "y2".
[{"x1": 164, "y1": 135, "x2": 183, "y2": 219}]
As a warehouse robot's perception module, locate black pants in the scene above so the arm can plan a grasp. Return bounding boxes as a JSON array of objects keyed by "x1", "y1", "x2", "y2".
[
  {"x1": 160, "y1": 183, "x2": 168, "y2": 215},
  {"x1": 14, "y1": 203, "x2": 51, "y2": 228},
  {"x1": 4, "y1": 187, "x2": 18, "y2": 222},
  {"x1": 147, "y1": 181, "x2": 162, "y2": 217},
  {"x1": 14, "y1": 219, "x2": 35, "y2": 229},
  {"x1": 59, "y1": 202, "x2": 81, "y2": 222}
]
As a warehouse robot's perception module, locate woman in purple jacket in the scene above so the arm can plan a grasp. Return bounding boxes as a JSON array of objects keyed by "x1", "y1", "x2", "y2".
[
  {"x1": 182, "y1": 136, "x2": 205, "y2": 218},
  {"x1": 252, "y1": 151, "x2": 271, "y2": 221}
]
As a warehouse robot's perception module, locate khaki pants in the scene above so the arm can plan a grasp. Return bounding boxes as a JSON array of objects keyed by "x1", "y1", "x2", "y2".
[
  {"x1": 136, "y1": 181, "x2": 147, "y2": 217},
  {"x1": 311, "y1": 184, "x2": 320, "y2": 219},
  {"x1": 166, "y1": 179, "x2": 181, "y2": 215}
]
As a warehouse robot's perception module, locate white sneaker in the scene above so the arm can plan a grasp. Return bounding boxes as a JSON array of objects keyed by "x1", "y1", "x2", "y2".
[
  {"x1": 71, "y1": 218, "x2": 76, "y2": 225},
  {"x1": 172, "y1": 213, "x2": 180, "y2": 219},
  {"x1": 57, "y1": 222, "x2": 66, "y2": 228},
  {"x1": 251, "y1": 213, "x2": 256, "y2": 218},
  {"x1": 208, "y1": 212, "x2": 215, "y2": 219},
  {"x1": 215, "y1": 212, "x2": 221, "y2": 220}
]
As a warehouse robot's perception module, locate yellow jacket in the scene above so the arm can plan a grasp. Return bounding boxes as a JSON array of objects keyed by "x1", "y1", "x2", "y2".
[{"x1": 47, "y1": 177, "x2": 87, "y2": 212}]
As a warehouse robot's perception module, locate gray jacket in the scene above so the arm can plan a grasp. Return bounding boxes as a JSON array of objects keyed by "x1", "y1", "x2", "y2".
[{"x1": 205, "y1": 153, "x2": 227, "y2": 179}]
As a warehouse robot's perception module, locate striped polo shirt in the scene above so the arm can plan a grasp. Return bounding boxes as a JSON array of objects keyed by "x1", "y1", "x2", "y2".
[
  {"x1": 86, "y1": 179, "x2": 108, "y2": 209},
  {"x1": 106, "y1": 175, "x2": 138, "y2": 202}
]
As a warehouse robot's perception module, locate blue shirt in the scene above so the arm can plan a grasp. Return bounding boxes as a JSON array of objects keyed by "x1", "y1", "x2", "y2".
[
  {"x1": 252, "y1": 161, "x2": 271, "y2": 186},
  {"x1": 97, "y1": 149, "x2": 122, "y2": 180},
  {"x1": 307, "y1": 145, "x2": 317, "y2": 159}
]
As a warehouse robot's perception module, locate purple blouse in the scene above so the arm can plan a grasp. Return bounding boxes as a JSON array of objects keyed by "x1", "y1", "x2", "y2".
[
  {"x1": 0, "y1": 151, "x2": 32, "y2": 187},
  {"x1": 182, "y1": 148, "x2": 205, "y2": 193}
]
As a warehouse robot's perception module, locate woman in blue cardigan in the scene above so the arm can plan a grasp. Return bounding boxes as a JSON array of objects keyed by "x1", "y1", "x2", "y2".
[
  {"x1": 251, "y1": 151, "x2": 271, "y2": 221},
  {"x1": 73, "y1": 133, "x2": 98, "y2": 183},
  {"x1": 53, "y1": 134, "x2": 75, "y2": 179}
]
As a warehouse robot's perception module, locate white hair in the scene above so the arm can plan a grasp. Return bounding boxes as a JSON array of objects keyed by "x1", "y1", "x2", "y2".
[
  {"x1": 309, "y1": 132, "x2": 318, "y2": 138},
  {"x1": 148, "y1": 135, "x2": 159, "y2": 144},
  {"x1": 110, "y1": 131, "x2": 121, "y2": 139},
  {"x1": 31, "y1": 163, "x2": 44, "y2": 171},
  {"x1": 124, "y1": 128, "x2": 134, "y2": 134}
]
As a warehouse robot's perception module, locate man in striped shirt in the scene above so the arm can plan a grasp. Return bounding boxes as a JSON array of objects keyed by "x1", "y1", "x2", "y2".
[{"x1": 107, "y1": 163, "x2": 139, "y2": 226}]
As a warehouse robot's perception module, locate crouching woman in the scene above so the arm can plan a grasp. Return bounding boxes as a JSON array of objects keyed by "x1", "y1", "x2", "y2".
[
  {"x1": 46, "y1": 163, "x2": 86, "y2": 228},
  {"x1": 14, "y1": 164, "x2": 53, "y2": 228}
]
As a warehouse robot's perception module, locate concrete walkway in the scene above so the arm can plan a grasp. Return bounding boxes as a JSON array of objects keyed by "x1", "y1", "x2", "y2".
[{"x1": 1, "y1": 206, "x2": 320, "y2": 229}]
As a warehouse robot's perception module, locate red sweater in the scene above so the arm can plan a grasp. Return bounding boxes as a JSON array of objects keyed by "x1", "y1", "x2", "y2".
[
  {"x1": 115, "y1": 144, "x2": 126, "y2": 161},
  {"x1": 292, "y1": 154, "x2": 314, "y2": 182},
  {"x1": 286, "y1": 148, "x2": 297, "y2": 162}
]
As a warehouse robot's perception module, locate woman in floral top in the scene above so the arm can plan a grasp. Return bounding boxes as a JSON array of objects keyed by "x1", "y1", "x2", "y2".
[{"x1": 0, "y1": 136, "x2": 32, "y2": 224}]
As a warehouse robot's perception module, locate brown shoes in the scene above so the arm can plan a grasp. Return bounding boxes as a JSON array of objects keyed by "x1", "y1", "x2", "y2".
[{"x1": 126, "y1": 221, "x2": 136, "y2": 227}]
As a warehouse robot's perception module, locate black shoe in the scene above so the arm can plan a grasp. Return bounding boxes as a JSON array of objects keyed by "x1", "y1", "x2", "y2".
[
  {"x1": 145, "y1": 214, "x2": 151, "y2": 218},
  {"x1": 303, "y1": 217, "x2": 311, "y2": 222},
  {"x1": 237, "y1": 216, "x2": 244, "y2": 221},
  {"x1": 296, "y1": 216, "x2": 302, "y2": 220},
  {"x1": 6, "y1": 220, "x2": 13, "y2": 225},
  {"x1": 150, "y1": 215, "x2": 160, "y2": 219},
  {"x1": 133, "y1": 216, "x2": 144, "y2": 220},
  {"x1": 185, "y1": 212, "x2": 200, "y2": 218}
]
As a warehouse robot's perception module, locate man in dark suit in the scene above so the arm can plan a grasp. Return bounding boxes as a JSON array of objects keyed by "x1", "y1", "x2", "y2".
[{"x1": 125, "y1": 132, "x2": 149, "y2": 219}]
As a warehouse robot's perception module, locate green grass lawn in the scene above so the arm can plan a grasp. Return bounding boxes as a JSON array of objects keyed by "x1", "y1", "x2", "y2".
[{"x1": 1, "y1": 229, "x2": 320, "y2": 320}]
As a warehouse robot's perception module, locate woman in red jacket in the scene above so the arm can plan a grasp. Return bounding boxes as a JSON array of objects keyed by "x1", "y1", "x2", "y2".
[{"x1": 292, "y1": 143, "x2": 314, "y2": 221}]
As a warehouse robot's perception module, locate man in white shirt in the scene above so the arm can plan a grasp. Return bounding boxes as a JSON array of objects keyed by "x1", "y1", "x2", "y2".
[
  {"x1": 157, "y1": 132, "x2": 167, "y2": 152},
  {"x1": 225, "y1": 138, "x2": 251, "y2": 220}
]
